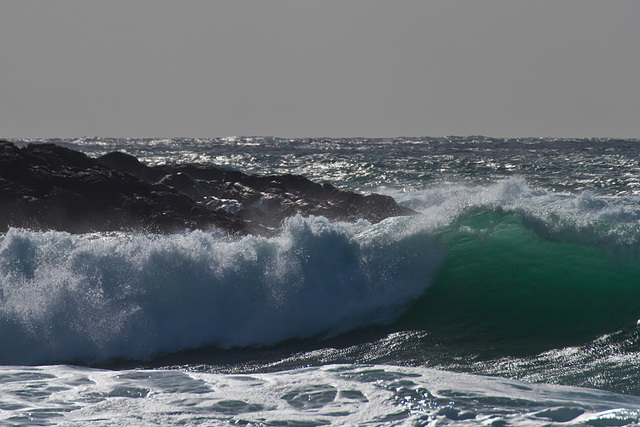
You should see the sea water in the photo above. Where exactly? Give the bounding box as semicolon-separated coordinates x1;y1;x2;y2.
3;136;640;425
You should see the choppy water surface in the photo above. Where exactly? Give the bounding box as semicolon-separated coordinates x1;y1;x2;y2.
14;136;640;194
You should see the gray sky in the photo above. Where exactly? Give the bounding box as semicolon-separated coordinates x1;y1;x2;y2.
1;1;639;139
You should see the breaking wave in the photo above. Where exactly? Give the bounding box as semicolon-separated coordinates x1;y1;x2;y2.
3;178;640;366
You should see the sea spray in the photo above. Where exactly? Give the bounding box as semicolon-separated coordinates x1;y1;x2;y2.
0;215;442;365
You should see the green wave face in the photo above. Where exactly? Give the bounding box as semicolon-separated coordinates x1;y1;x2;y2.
401;209;640;355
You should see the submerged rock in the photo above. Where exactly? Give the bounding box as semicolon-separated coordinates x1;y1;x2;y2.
0;141;416;235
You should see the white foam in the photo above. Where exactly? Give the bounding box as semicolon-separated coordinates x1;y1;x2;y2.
0;215;442;365
383;177;640;239
1;364;639;426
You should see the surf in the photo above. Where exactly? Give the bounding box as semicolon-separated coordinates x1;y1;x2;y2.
4;363;640;426
3;178;640;368
0;215;442;365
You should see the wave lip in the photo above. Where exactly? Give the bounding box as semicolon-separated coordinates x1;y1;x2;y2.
0;215;442;365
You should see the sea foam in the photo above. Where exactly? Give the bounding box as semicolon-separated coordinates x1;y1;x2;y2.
2;364;639;426
0;215;442;365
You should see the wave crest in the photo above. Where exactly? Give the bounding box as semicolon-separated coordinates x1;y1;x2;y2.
0;216;442;365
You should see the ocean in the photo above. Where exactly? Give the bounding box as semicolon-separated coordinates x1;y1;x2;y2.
2;136;640;425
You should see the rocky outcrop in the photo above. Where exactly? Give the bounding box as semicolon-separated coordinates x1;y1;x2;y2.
0;141;416;235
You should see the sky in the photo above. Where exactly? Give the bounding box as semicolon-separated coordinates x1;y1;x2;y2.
1;1;639;139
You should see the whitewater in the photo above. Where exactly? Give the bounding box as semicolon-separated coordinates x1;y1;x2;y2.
3;136;640;425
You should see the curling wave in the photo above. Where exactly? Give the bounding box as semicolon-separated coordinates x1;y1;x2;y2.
4;179;640;366
400;207;640;350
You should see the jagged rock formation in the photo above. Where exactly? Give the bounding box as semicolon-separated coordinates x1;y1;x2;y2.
0;141;416;235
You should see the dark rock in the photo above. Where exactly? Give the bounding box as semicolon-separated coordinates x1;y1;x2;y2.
0;141;416;235
157;173;211;200
0;141;245;234
97;151;164;182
